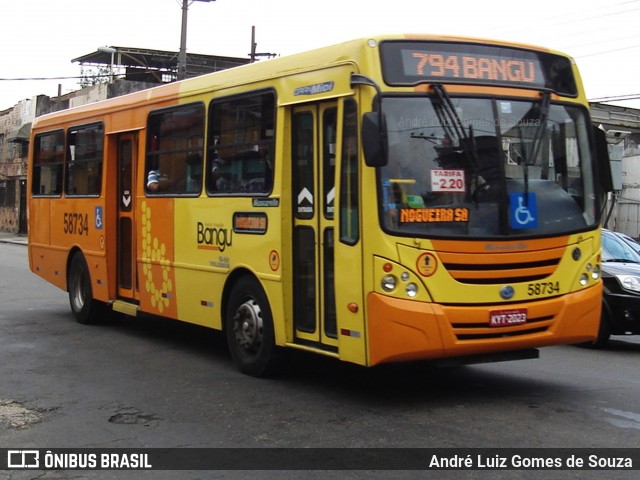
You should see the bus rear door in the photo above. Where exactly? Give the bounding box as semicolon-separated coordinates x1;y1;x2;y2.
116;133;137;301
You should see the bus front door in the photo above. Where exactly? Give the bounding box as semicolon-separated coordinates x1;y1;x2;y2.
291;103;339;351
117;134;137;300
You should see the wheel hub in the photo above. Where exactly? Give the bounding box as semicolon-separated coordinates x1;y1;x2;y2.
233;300;263;354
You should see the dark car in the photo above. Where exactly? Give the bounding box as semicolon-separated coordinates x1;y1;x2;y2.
597;229;640;346
613;230;640;255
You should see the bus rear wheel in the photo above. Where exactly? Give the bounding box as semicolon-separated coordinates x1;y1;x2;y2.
68;252;105;325
225;277;281;377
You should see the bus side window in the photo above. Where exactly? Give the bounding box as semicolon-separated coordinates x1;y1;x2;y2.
339;99;360;245
32;130;65;197
206;91;276;195
66;123;104;196
185;149;203;193
146;104;205;196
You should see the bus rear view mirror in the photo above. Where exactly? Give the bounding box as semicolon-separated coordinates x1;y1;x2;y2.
362;112;388;167
593;126;613;194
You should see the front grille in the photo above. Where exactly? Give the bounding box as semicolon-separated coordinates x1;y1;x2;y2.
456;326;549;340
428;237;570;340
437;245;565;284
452;314;554;340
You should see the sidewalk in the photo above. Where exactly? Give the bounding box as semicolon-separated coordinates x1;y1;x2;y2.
0;231;27;245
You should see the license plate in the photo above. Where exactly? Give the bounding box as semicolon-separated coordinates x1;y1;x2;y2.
489;308;527;327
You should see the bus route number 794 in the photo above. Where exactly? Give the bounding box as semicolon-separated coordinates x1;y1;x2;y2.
63;212;89;236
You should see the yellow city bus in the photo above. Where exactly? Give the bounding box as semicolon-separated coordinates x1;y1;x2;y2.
28;34;612;376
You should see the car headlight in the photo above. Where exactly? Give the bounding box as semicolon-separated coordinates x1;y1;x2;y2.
617;274;640;293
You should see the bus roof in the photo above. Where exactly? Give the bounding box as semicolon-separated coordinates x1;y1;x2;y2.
32;34;570;130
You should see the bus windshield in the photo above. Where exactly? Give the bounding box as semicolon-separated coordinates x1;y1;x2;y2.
378;94;597;238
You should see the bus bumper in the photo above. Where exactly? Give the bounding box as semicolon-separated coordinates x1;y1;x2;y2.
366;285;601;366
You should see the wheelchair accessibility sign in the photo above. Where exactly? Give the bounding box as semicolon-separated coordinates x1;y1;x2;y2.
95;206;104;230
509;192;538;229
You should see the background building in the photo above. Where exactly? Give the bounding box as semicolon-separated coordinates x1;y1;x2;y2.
0;47;249;235
591;103;640;237
2;51;639;238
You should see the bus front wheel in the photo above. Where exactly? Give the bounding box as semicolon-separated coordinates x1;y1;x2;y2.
67;253;104;325
225;277;281;377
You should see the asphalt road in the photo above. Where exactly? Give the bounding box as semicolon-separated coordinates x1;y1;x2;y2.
1;242;639;480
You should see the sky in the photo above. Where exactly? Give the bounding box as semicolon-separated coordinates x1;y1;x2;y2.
1;0;640;110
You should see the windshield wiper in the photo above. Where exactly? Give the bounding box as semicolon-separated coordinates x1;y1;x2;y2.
430;84;465;143
530;90;551;162
429;83;481;202
518;90;551;203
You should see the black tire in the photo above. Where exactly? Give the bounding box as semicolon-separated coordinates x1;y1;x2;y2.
592;302;612;348
225;276;281;377
67;253;105;324
581;302;612;349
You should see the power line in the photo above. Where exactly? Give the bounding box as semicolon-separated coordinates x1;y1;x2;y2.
589;94;640;102
494;1;640;39
0;68;176;82
562;33;640;51
492;1;640;61
575;43;640;58
0;75;85;81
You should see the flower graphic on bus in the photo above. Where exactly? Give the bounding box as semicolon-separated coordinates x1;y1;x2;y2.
141;201;173;313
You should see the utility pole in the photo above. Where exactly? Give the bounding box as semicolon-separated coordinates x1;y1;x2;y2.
177;0;215;80
249;26;277;63
250;26;257;63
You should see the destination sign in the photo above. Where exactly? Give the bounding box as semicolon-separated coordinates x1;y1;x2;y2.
399;207;469;224
405;51;541;84
380;41;577;96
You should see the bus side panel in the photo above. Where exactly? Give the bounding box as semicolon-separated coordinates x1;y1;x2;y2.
28;198;54;281
29;245;68;292
48;198;110;299
29;198;68;292
28;199;51;246
170;198;284;332
74;249;110;304
173;266;225;329
171;197;228;329
137;198;178;319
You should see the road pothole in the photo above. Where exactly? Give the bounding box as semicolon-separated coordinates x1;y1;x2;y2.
108;408;160;426
0;399;47;429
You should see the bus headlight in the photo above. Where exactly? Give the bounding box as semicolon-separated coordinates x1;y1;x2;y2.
579;273;588;286
381;275;397;292
591;264;600;280
374;256;431;301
